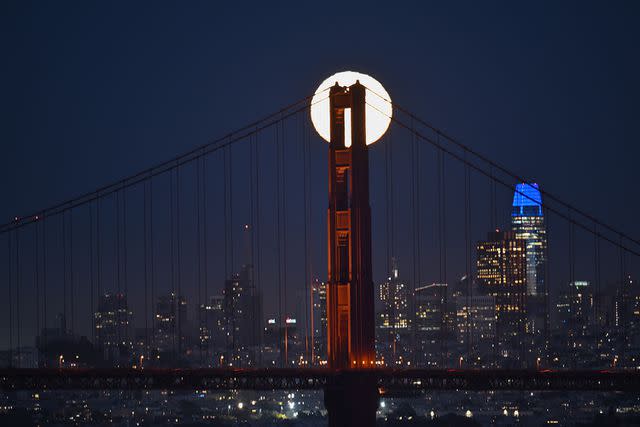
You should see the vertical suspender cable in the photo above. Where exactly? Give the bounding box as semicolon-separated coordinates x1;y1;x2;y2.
177;166;182;358
35;218;40;352
282;118;289;367
8;232;12;367
70;209;74;335
43;217;48;366
90;202;95;344
16;228;21;357
228;147;234;275
275;121;283;367
248;133;254;365
203;155;209;365
123;188;128;337
116;192;121;296
254;127;262;366
150;178;155;354
196;156;202;364
222;147;229;364
441;148;448;368
97;197;101;310
115;192;121;349
620;234;626;363
543;205;551;365
249;132;257;366
410;118;418;366
304;116;313;365
170;169;176;356
143;180;149;359
436;138;445;367
568;208;575;367
62;212;67;333
593;223;601;353
464;152;472;362
302;112;311;364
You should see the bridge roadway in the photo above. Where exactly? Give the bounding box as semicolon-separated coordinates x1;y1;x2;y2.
1;368;639;392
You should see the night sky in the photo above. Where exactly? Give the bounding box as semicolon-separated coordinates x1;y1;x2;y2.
2;2;640;344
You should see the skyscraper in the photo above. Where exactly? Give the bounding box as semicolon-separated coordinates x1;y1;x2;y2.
94;293;133;365
511;183;547;296
477;230;527;366
199;295;225;363
378;259;410;331
415;283;448;367
223;264;262;366
378;259;410;364
154;293;187;357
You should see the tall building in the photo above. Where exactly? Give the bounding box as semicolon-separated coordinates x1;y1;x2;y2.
154;293;187;357
223;264;262;366
415;283;448;367
455;294;496;365
378;259;410;364
199;295;225;364
94;293;133;365
311;279;327;364
477;230;527;366
378;259;410;330
511;183;547;296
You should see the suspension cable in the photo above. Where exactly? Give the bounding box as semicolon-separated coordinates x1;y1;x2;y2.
365;100;640;257
1;90;330;235
364;87;640;250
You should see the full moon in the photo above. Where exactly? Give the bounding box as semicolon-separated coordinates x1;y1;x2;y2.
310;71;392;146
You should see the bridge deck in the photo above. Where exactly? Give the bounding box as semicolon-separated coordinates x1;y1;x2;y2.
1;368;639;392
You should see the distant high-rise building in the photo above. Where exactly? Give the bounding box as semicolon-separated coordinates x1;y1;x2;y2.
415;283;448;367
154;293;187;356
378;259;410;364
455;294;496;365
199;295;225;361
311;279;327;363
378;259;409;330
511;183;547;296
477;230;527;365
223;264;262;365
94;293;133;364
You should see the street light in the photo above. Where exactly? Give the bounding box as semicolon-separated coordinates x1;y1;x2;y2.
58;355;64;369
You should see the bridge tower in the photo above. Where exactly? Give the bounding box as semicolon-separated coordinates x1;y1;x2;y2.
326;81;375;370
324;81;378;427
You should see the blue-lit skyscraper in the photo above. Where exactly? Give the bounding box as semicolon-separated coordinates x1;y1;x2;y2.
511;183;547;296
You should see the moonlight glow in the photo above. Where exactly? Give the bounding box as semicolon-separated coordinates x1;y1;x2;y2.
310;71;392;145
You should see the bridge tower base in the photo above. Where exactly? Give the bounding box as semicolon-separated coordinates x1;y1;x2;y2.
324;372;379;427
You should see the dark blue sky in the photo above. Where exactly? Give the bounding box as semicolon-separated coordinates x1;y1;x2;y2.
3;2;639;231
1;2;639;339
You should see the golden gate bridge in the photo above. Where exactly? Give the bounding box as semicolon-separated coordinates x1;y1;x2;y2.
1;72;639;425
